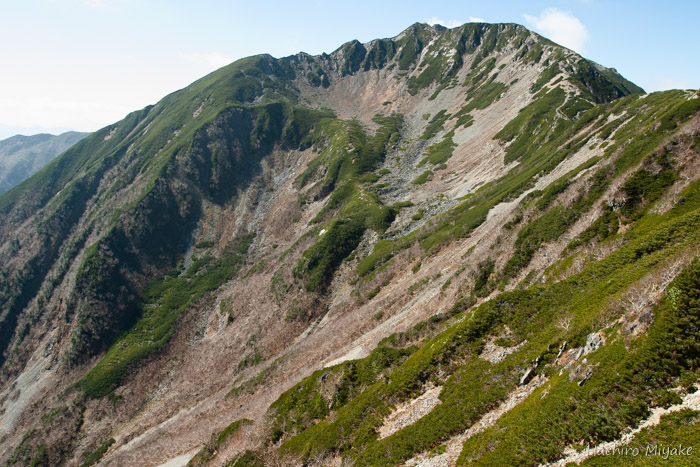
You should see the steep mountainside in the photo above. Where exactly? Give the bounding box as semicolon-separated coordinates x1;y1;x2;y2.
0;131;88;194
0;22;699;466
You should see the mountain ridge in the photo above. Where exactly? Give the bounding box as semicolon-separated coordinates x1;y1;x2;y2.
0;20;698;467
0;131;89;195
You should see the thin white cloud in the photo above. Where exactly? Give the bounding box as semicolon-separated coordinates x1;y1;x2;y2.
180;52;236;69
468;17;485;23
523;8;589;53
426;17;463;29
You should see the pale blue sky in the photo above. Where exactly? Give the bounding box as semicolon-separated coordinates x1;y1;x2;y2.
1;0;698;139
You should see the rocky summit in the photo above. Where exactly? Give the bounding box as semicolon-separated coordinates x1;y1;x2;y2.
0;21;699;466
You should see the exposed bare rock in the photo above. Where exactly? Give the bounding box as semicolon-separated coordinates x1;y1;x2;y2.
407;376;548;467
543;386;700;466
583;331;606;357
479;333;526;364
378;384;442;440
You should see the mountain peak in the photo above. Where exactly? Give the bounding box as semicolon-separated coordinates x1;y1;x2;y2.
3;19;697;467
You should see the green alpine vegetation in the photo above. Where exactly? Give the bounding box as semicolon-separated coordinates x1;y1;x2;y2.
81;439;115;467
419;131;457;167
293;114;403;291
188;419;253;466
243;86;699;465
77;234;255;398
273;148;700;466
357;90;699;282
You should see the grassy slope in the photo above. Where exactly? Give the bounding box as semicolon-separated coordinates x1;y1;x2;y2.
0;55;307;369
358;90;699;281
77;234;255;398
253;90;700;466
277;181;700;464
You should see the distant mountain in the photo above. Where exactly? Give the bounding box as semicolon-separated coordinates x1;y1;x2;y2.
1;21;699;467
0;131;88;194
